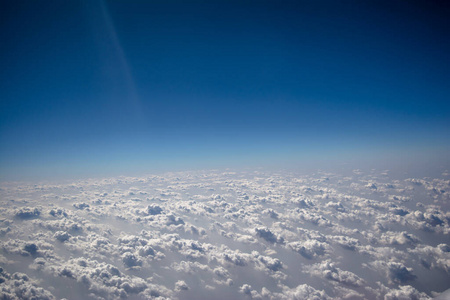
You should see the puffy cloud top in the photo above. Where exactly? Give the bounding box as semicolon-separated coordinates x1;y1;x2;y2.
0;169;449;299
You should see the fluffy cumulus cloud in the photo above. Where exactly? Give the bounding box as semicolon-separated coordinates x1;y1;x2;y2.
0;169;449;298
14;207;41;220
380;283;430;300
307;260;365;287
269;284;330;300
368;260;417;284
0;268;55;299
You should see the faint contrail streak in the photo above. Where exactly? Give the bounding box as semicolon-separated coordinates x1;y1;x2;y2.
91;0;143;120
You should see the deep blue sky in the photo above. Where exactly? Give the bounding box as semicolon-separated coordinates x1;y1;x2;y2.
1;0;449;180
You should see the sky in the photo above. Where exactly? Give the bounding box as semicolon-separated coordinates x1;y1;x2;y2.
1;0;449;180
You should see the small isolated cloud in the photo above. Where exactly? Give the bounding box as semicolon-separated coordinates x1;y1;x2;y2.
73;202;90;210
239;284;262;299
255;227;284;244
54;231;70;242
329;235;360;251
146;204;163;215
1;239;48;257
287;240;328;259
307;260;365;287
274;284;330;300
381;284;430;300
379;231;420;246
387;262;417;284
370;260;417;284
165;214;185;226
122;251;143;268
410;244;450;273
0;269;56;300
14;207;41;220
174;280;189;292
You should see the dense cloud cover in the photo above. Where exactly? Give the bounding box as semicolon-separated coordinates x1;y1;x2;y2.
0;169;449;299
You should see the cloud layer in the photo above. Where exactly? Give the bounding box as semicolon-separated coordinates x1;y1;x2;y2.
0;168;449;299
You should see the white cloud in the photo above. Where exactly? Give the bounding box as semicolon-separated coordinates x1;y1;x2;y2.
14;207;41;219
1;168;448;299
273;284;330;300
381;284;430;300
370;260;417;284
0;270;56;300
307;260;365;287
174;280;189;292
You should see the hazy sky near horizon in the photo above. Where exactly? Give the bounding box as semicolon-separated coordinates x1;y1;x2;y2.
1;0;449;180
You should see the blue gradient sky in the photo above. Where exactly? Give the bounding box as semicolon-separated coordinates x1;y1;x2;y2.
1;0;449;180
